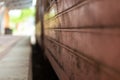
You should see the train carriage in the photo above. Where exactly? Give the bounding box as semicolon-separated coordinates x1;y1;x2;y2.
36;0;120;80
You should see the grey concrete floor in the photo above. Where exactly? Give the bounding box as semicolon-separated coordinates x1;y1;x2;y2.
0;36;31;80
0;35;58;80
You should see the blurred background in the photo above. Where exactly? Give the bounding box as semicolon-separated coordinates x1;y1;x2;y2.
0;0;36;44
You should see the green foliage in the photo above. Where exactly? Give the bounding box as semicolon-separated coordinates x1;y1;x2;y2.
10;8;35;24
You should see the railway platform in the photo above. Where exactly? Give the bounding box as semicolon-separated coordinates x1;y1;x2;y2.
0;35;32;80
0;35;58;80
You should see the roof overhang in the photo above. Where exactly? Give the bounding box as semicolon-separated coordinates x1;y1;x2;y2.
0;0;33;10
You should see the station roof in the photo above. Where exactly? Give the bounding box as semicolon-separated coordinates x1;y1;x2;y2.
0;0;33;10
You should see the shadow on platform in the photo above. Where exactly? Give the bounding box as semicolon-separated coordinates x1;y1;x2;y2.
32;44;59;80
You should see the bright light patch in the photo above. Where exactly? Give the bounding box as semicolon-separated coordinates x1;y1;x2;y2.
0;2;5;6
50;8;56;15
9;10;22;18
32;0;36;6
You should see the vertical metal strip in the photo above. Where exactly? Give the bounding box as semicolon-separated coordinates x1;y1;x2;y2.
40;0;45;53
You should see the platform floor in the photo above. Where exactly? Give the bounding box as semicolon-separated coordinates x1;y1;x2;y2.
0;35;58;80
0;36;31;80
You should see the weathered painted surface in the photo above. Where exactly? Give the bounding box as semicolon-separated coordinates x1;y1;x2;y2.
36;0;120;80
